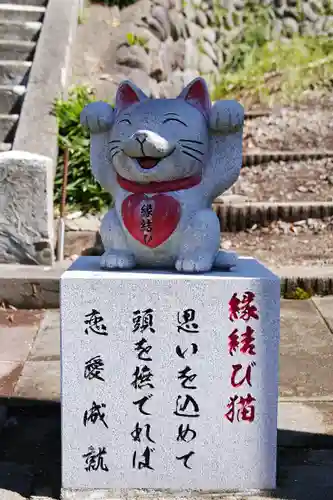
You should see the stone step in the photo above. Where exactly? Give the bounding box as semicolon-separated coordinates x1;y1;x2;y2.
0;112;18;142
0;0;47;5
0;20;41;41
213;201;333;231
0;39;36;61
0;59;31;85
0;140;11;150
0;4;45;22
0;84;25;113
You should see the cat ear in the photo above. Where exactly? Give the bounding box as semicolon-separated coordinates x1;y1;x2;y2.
177;77;211;119
115;80;148;113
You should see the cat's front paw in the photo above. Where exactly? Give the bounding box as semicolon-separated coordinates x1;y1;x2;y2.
214;250;238;269
100;250;136;270
80;102;114;133
175;255;214;273
209;100;244;134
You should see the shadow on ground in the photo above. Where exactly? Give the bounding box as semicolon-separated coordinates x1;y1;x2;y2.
0;399;60;499
0;398;333;499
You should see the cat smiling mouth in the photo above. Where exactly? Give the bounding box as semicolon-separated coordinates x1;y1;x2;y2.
135;157;161;170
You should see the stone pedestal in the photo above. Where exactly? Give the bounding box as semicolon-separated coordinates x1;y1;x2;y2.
61;255;280;495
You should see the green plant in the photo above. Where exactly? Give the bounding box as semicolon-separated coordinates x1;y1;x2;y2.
54;85;113;214
211;0;333;106
284;287;313;300
197;39;206;55
212;34;333;106
77;3;89;24
126;32;148;47
211;0;227;28
323;0;333;16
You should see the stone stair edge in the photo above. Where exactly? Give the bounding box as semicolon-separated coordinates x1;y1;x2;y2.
12;0;82;159
0;39;35;46
0;59;32;66
214;201;333;231
0;260;332;309
213;200;333;207
0;19;42;26
0;4;46;12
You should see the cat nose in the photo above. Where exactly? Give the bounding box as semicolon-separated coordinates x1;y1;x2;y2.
134;132;148;145
123;130;175;159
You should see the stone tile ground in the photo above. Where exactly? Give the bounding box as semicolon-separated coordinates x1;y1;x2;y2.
0;300;333;498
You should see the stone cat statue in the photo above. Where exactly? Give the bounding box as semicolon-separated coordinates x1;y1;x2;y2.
80;77;244;273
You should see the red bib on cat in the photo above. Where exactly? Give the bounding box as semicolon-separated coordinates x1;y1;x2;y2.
122;193;181;248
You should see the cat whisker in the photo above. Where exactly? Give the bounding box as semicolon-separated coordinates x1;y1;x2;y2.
181;149;203;163
179;139;204;145
111;149;121;160
181;145;204;155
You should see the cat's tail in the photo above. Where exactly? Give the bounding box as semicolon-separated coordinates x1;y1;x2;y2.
213;250;238;270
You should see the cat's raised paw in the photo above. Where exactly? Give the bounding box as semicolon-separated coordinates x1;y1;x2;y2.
209;100;244;134
80;102;114;133
175;257;213;273
100;250;135;270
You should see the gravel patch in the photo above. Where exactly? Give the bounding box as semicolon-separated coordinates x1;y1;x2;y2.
221;218;333;268
244;103;333;152
232;158;333;202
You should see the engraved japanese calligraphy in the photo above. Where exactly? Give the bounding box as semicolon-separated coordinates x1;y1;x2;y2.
81;309;110;471
174;308;200;470
225;292;259;424
131;308;156;471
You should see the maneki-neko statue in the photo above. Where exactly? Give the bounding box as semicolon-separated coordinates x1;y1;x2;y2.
81;77;244;273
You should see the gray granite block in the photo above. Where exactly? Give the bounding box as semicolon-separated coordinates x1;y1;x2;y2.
60;255;280;492
0;151;54;264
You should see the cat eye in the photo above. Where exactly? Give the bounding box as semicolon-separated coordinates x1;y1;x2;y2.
118;119;131;124
162;118;187;126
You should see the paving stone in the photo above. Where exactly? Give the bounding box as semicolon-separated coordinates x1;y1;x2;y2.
0;361;23;397
14;360;60;401
278;401;333;447
0;309;42;328
0;325;37;363
312;296;333;334
0;462;33;498
279;299;333;398
0;491;27;499
29;311;60;361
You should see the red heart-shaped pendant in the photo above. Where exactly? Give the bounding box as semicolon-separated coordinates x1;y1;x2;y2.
122;193;181;248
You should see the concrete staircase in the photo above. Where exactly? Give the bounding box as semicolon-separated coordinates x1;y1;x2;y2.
0;0;46;152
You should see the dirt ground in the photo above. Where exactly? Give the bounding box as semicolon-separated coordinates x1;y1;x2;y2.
221;230;333;268
233;157;333;202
